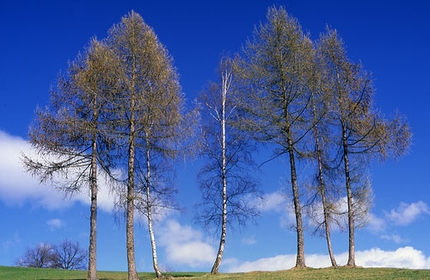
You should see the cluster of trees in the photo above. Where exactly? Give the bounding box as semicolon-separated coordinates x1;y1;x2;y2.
23;11;192;280
15;240;87;270
22;6;411;280
232;7;411;268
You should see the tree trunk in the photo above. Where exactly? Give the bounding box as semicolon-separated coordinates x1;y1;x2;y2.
146;147;162;278
211;78;228;274
88;94;99;280
88;138;98;280
126;86;138;280
288;137;306;268
343;125;356;267
311;91;337;267
211;202;226;274
321;186;337;267
316;138;337;267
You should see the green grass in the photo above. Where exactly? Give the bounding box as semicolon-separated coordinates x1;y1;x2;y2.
1;266;430;279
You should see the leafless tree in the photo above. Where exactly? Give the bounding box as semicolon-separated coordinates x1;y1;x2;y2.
196;57;261;274
16;243;57;269
52;240;88;270
16;240;87;270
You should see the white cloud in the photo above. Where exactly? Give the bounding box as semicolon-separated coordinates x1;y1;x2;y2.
226;246;430;272
228;254;295;272
386;201;430;226
356;247;430;269
257;192;286;212
381;234;408;244
46;218;64;231
241;236;257;245
367;213;387;233
158;220;216;268
0;130;115;211
255;191;295;227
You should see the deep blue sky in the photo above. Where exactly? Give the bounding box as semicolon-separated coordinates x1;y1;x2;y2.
1;0;430;272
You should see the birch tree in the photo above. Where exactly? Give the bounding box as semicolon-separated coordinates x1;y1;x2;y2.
22;38;119;280
196;58;260;274
234;6;314;268
106;11;188;279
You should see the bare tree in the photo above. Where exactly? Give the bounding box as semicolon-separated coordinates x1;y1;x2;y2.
22;38;120;280
52;240;88;270
16;240;87;270
234;6;315;268
196;57;261;274
16;243;57;268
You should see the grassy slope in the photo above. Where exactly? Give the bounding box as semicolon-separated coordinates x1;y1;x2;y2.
1;266;430;279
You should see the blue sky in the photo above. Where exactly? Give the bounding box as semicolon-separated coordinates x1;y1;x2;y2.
1;0;430;273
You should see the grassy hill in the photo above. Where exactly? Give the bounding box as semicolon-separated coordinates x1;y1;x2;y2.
1;265;430;279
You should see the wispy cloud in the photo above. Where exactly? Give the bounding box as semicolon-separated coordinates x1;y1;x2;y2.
257;192;286;212
226;246;430;272
0;130;115;212
381;234;408;244
367;213;387;233
385;201;430;226
1;232;21;253
241;236;256;245
157;220;216;269
46;218;64;231
367;201;429;244
255;191;295;227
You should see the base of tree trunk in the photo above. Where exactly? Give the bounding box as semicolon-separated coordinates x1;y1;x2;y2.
292;265;307;269
344;264;362;268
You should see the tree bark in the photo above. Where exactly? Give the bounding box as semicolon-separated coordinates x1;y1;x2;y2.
211;74;228;274
288;136;306;268
126;78;138;279
312;94;337;267
321;186;337;267
88;137;98;280
146;146;162;278
88;94;99;280
343;124;356;267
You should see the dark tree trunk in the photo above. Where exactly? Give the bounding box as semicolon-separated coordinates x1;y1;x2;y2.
288;137;306;268
88;138;98;280
343;125;356;267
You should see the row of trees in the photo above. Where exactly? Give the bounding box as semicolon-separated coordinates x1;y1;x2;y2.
22;6;411;280
16;240;87;270
196;6;410;272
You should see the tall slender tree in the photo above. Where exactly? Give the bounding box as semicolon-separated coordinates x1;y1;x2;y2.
106;11;189;279
22;38;120;280
306;61;339;267
234;6;315;268
317;28;411;267
196;57;260;274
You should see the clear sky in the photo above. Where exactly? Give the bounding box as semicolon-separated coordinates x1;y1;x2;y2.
1;0;430;273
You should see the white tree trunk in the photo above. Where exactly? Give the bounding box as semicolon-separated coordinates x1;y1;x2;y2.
146;146;162;278
211;69;230;274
